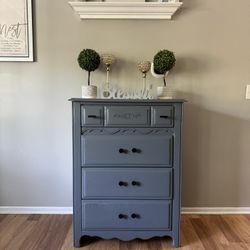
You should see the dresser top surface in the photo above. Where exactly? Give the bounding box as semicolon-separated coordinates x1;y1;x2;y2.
69;98;186;103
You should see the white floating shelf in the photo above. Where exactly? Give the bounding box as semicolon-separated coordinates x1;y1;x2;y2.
68;1;183;20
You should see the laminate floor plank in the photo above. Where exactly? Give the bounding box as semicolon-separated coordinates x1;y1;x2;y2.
136;239;153;250
222;215;250;244
0;215;29;249
119;239;140;250
190;216;221;250
210;215;241;243
201;215;229;249
19;215;71;250
61;225;76;250
5;219;37;250
180;215;205;250
0;215;7;224
1;215;250;250
27;215;42;221
18;215;55;250
147;237;163;250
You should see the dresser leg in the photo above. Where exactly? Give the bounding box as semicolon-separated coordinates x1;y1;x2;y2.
73;235;81;248
75;235;100;247
172;237;180;248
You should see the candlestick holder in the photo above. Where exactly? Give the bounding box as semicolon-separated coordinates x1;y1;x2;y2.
101;54;116;98
138;61;151;93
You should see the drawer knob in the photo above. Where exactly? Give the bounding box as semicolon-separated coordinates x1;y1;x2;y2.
132;148;141;153
119;148;127;154
88;115;98;118
131;213;140;219
118;214;127;219
160;115;169;119
119;181;128;187
131;181;140;186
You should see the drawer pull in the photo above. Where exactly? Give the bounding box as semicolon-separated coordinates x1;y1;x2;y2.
131;181;141;186
131;213;140;219
160;115;169;119
118;181;128;187
118;214;127;219
132;148;141;153
88;115;98;118
119;148;128;154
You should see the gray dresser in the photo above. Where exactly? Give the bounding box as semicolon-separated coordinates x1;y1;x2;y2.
70;99;184;248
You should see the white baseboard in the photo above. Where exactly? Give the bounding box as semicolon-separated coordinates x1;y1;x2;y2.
0;206;249;215
181;207;250;214
0;206;73;214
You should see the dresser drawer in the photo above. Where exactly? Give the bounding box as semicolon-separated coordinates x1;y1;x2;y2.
81;134;173;166
82;200;171;230
151;106;174;127
82;168;172;199
105;106;150;127
81;105;104;126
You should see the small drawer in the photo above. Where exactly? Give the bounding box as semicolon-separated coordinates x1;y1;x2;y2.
81;105;103;126
151;106;174;127
82;168;172;199
105;106;150;127
81;134;173;166
82;200;171;230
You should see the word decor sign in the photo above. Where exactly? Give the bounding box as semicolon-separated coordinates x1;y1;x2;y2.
0;0;34;61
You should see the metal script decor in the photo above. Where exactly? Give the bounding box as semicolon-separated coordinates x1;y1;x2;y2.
100;83;153;99
0;0;34;61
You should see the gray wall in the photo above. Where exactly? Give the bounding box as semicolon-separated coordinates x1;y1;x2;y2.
0;0;250;207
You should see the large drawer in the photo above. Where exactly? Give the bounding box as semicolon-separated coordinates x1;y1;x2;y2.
82;168;172;199
82;200;171;230
81;134;173;166
105;106;150;127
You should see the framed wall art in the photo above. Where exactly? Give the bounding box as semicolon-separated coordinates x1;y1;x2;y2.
0;0;34;62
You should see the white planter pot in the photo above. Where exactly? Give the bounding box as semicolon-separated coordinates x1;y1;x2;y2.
82;85;97;98
157;86;174;99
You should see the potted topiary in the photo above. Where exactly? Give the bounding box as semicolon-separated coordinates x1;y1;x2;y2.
151;49;176;99
78;48;100;98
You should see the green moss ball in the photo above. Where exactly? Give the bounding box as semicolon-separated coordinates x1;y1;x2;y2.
78;49;100;72
153;50;176;74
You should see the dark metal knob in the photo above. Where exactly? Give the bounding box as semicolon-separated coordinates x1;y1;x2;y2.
132;148;141;153
131;213;140;219
131;181;140;186
119;148;126;153
119;181;127;187
132;148;137;153
119;148;124;153
118;214;127;219
88;115;98;118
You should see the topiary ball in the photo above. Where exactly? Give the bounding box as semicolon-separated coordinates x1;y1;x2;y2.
153;50;176;74
78;49;100;72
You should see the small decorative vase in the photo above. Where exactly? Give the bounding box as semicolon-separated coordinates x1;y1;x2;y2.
82;85;97;98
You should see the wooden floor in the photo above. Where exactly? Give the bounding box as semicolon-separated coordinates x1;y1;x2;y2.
0;214;250;250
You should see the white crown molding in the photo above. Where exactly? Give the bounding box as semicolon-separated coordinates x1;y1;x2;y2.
1;206;250;215
68;1;183;20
